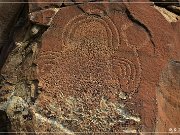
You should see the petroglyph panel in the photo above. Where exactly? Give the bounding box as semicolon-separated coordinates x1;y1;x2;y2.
35;5;143;132
0;0;179;133
37;9;141;98
62;14;120;55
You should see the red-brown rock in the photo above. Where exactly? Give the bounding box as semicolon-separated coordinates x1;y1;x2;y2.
156;61;180;133
33;2;179;133
29;8;59;26
29;0;73;12
0;1;180;134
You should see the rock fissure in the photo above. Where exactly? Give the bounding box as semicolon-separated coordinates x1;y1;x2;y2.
125;7;156;54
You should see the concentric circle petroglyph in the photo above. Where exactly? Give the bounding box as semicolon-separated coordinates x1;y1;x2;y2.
37;51;63;91
37;12;142;98
112;58;141;93
62;14;120;55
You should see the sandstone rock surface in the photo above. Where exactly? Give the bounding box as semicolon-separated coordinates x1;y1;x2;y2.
0;0;180;134
156;61;180;133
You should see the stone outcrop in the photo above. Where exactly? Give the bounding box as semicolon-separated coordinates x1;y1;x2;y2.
0;0;27;68
156;61;180;133
0;0;179;134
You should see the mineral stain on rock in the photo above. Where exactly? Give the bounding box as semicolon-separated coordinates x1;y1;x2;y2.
0;0;180;134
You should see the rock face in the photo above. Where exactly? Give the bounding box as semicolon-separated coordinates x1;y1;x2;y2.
36;3;142;132
0;0;23;46
156;61;180;133
0;0;25;68
0;0;179;134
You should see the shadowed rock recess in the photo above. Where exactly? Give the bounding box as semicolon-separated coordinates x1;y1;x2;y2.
0;0;179;134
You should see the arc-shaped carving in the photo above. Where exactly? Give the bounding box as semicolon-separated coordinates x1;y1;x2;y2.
62;14;120;54
37;51;62;91
112;58;141;92
37;11;142;99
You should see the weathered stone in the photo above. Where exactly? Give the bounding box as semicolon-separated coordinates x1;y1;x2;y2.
0;0;23;46
152;0;180;6
0;110;11;132
154;5;180;22
152;0;180;18
0;0;180;134
167;5;180;15
33;2;178;133
156;61;180;133
0;0;25;68
29;8;59;26
29;0;73;12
